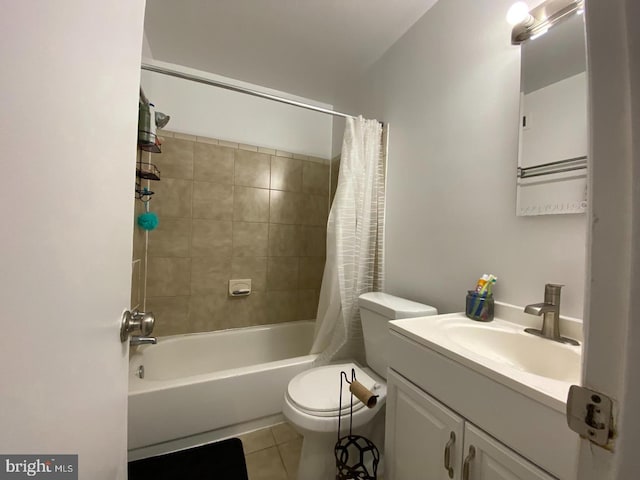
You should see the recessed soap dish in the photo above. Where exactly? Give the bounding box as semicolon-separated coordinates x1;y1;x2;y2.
229;279;251;297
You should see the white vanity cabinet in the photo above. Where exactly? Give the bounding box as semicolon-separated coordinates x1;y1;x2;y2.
385;369;464;479
385;370;556;480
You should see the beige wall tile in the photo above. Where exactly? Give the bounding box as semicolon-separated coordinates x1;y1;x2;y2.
155;137;194;180
156;128;173;138
218;139;239;149
267;257;299;290
145;296;190;336
196;135;218;145
188;292;228;332
245;446;288;480
307;155;329;164
132;200;147;260
275;150;293;158
226;291;268;327
330;158;340;206
300;194;328;226
190;256;232;295
146;257;191;297
194;143;234;184
268;224;301;257
192;182;233;220
239;427;275;455
235;150;271;188
233;222;269;257
191;219;232;258
153;178;192;218
239;143;258;152
302;161;330;195
270;156;302;192
173;132;197;141
232;256;267;291
300;226;327;257
130;260;141;309
298;289;320;320
147;217;191;258
137;133;330;336
234;186;270;222
298;257;325;290
267;290;298;323
270;190;303;224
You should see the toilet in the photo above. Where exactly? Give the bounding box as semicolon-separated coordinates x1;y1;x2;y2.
283;292;437;480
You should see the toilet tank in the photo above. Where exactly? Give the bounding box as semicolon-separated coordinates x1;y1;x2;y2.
358;292;438;378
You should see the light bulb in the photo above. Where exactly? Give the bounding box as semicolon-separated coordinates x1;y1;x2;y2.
506;2;532;26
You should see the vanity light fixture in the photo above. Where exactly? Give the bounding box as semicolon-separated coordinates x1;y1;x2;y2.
530;27;550;40
511;0;584;44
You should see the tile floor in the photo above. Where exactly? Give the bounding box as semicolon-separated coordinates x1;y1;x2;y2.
239;422;303;480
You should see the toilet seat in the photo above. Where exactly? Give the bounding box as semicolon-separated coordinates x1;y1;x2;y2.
286;363;381;418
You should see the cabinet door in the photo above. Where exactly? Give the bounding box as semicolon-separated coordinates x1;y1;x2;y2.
461;424;556;480
385;369;465;480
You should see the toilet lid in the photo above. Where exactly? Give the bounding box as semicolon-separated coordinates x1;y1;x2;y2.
287;363;378;416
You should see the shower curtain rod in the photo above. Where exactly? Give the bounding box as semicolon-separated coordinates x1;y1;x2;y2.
140;63;357;120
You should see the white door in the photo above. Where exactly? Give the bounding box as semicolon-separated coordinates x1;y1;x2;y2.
462;424;554;480
385;370;465;480
0;2;145;479
579;1;640;478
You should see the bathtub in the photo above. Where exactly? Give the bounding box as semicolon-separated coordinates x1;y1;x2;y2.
128;320;316;456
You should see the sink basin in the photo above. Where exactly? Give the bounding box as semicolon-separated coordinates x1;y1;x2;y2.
389;305;583;406
441;322;581;383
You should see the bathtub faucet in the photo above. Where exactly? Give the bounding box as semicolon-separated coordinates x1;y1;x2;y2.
130;336;157;346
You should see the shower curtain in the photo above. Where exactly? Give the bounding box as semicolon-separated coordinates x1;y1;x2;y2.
310;116;385;364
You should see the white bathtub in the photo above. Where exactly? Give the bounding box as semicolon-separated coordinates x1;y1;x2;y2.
128;320;316;456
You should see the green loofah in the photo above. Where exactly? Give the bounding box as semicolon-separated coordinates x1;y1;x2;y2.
137;211;159;231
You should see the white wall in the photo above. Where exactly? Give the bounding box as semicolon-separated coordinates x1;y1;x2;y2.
0;1;144;478
141;59;334;159
334;0;587;317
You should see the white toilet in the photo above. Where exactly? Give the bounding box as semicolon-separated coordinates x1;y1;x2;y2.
283;292;437;480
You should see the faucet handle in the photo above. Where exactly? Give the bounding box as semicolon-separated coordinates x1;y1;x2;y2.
544;283;564;303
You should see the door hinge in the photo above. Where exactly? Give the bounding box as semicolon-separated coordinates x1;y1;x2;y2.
566;385;615;449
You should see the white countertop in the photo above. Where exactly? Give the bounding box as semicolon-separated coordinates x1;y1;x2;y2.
389;301;583;413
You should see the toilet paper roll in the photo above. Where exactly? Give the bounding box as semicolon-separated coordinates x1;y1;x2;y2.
349;381;378;408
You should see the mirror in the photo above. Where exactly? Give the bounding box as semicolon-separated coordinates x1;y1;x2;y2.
516;12;587;216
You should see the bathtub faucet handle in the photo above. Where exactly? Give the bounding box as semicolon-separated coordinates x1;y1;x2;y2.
130;336;157;347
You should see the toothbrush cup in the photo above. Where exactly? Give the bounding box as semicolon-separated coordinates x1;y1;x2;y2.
465;291;494;322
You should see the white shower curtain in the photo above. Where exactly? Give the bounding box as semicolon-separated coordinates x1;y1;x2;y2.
310;116;385;364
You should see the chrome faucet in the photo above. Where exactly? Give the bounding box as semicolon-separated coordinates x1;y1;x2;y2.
524;284;579;345
130;336;157;346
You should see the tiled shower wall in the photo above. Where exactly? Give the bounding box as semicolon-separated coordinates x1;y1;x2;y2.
134;131;331;336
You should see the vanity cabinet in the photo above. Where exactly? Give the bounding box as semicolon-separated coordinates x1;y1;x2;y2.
385;370;556;480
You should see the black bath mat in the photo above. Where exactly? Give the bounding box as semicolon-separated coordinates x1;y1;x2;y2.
128;437;248;480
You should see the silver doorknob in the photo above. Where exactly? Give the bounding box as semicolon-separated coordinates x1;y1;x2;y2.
120;309;155;342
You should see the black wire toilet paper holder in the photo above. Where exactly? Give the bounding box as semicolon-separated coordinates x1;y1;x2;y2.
334;368;380;480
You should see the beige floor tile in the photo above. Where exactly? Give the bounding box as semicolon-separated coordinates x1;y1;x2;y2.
277;437;302;480
271;422;301;445
245;446;288;480
239;427;276;455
